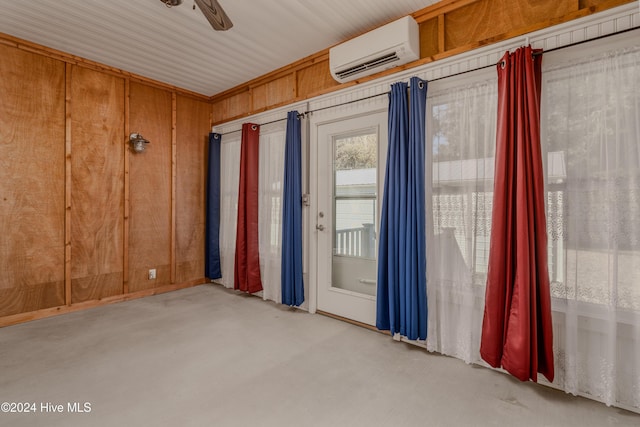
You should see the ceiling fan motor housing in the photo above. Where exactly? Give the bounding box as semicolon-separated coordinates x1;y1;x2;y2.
160;0;233;31
161;0;183;7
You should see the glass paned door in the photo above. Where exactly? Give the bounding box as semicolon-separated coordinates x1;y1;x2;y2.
315;111;387;325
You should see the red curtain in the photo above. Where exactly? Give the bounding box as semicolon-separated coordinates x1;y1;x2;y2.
234;123;263;293
480;46;554;383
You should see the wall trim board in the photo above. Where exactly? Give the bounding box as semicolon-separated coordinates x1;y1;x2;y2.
64;63;73;306
123;79;131;296
0;279;207;328
212;101;309;135
0;32;210;102
170;93;178;284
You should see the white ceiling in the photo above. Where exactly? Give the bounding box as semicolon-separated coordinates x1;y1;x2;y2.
0;0;440;96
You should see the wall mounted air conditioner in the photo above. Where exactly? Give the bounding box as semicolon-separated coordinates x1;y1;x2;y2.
329;16;420;83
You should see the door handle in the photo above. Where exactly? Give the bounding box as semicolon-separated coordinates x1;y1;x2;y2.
316;224;325;231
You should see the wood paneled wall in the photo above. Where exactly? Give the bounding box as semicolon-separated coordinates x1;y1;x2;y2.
210;0;633;124
0;37;211;325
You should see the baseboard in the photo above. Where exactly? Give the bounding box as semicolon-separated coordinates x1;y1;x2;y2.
0;278;207;328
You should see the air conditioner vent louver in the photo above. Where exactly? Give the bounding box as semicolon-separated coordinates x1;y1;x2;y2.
335;52;400;79
329;16;420;83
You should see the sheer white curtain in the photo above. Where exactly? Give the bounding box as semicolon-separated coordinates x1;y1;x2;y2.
424;35;640;412
425;72;497;364
258;125;286;303
217;125;286;302
541;39;640;410
219;135;241;288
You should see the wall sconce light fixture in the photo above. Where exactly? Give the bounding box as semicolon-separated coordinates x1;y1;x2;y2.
129;132;150;153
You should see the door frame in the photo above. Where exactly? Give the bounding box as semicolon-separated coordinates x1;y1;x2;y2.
308;107;388;325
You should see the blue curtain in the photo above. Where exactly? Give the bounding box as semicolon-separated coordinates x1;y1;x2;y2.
281;111;305;306
377;77;428;340
205;132;222;280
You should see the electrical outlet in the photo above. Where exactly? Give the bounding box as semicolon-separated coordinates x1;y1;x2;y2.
148;269;157;280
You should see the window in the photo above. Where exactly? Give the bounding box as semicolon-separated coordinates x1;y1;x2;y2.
428;74;497;288
333;131;378;259
542;44;640;309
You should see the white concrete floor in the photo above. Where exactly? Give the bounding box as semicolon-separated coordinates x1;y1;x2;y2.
1;284;638;427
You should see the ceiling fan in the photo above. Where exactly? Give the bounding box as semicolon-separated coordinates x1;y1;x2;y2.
160;0;233;31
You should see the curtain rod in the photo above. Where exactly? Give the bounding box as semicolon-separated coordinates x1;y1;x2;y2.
217;25;639;136
218;114;301;136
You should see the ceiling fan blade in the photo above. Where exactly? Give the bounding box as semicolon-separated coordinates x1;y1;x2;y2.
194;0;233;31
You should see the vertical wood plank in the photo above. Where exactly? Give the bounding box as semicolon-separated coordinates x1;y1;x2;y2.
211;98;222;124
297;60;339;98
444;0;576;50
128;82;172;293
211;90;252;124
0;45;65;317
418;17;440;58
252;74;296;111
252;84;267;111
69;66;125;303
176;96;210;283
65;63;72;306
